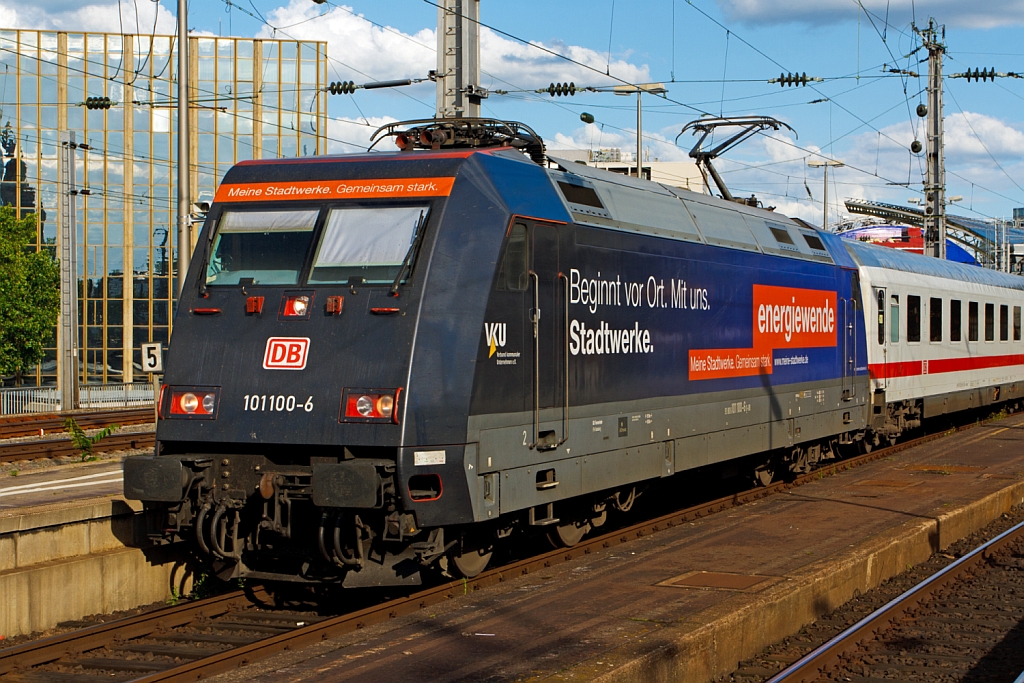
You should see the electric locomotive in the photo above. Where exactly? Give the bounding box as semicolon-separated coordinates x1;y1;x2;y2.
124;118;878;586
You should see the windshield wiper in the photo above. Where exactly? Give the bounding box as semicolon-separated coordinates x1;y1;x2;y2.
390;210;426;297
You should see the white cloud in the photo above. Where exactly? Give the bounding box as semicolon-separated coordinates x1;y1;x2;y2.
327;115;398;154
0;0;176;34
549;122;693;162
716;0;1024;28
260;1;650;90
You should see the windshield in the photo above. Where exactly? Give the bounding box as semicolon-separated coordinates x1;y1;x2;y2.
206;209;319;286
309;206;427;284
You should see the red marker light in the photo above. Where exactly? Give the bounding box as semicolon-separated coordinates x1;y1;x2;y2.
326;295;344;315
341;388;401;423
167;388;219;418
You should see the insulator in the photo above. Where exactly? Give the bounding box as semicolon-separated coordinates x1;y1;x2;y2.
916;103;928;118
328;81;356;95
85;96;111;110
547;82;577;97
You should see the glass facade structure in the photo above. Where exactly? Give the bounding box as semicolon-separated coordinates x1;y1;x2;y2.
0;30;327;386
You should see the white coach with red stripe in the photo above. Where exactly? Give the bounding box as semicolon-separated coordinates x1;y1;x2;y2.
847;239;1024;418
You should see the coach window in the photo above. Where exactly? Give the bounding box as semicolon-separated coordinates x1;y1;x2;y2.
1000;304;1009;341
968;302;979;342
496;223;528;291
930;297;942;342
906;295;921;342
985;303;995;341
890;295;900;344
876;290;885;345
950;300;962;342
1015;306;1021;341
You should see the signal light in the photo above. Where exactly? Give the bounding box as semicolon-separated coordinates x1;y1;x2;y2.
341;388;402;423
547;82;576;97
85;96;112;110
328;81;357;95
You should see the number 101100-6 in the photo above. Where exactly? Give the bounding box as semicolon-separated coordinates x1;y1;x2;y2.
244;395;313;412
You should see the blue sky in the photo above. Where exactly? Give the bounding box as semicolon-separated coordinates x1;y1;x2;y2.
5;0;1024;225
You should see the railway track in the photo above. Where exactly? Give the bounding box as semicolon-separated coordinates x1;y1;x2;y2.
0;423;984;683
0;431;154;463
766;517;1024;682
0;408;153;439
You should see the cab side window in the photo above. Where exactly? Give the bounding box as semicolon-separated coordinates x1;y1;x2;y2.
496;223;528;292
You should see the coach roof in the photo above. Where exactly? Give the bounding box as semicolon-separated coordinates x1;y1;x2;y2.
844;238;1024;291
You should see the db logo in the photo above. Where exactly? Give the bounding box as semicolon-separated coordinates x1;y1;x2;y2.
263;337;310;370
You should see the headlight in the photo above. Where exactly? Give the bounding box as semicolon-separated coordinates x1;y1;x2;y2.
180;393;198;413
376;394;394;418
281;293;312;319
341;388;402;424
355;395;374;417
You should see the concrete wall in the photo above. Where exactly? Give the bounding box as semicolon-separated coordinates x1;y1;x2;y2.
0;498;193;638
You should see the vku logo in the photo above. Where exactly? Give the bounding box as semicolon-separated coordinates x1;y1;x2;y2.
483;322;506;359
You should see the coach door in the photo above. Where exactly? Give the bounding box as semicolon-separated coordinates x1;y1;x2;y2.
875;287;896;390
841;273;859;399
527;221;567;451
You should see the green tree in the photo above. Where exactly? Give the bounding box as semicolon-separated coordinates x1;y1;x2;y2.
0;206;59;385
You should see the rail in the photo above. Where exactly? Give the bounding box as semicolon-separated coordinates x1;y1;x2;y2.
0;383;154;415
765;517;1024;683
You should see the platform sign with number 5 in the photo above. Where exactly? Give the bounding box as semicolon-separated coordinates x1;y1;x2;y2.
141;343;163;373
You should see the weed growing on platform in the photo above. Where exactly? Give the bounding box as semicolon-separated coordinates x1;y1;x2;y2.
8;470;16;476
63;417;119;461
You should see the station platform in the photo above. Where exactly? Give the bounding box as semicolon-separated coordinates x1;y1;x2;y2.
211;416;1024;683
0;459;188;639
0;461;123;512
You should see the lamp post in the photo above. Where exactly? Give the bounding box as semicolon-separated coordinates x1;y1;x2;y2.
176;0;190;297
612;83;667;178
807;158;844;231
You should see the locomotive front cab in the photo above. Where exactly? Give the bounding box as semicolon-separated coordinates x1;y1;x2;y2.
124;162;460;585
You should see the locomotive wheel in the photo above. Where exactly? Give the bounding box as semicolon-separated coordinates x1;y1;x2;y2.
449;546;493;579
547;519;591;548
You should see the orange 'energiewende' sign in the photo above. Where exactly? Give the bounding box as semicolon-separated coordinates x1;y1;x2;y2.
214;177;455;203
688;285;838;381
